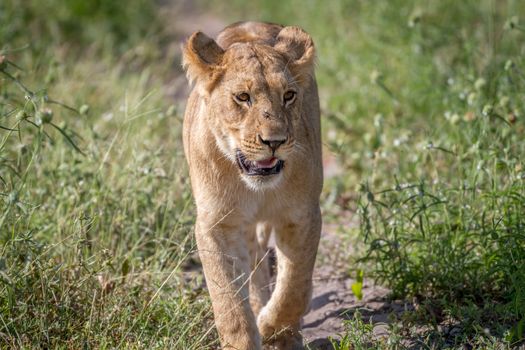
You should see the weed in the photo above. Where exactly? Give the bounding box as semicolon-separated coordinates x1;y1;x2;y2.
1;1;217;348
219;0;525;347
2;0;525;348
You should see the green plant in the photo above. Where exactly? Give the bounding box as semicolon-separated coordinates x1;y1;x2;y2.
217;0;525;348
328;311;402;350
0;0;162;53
2;0;525;348
1;2;217;348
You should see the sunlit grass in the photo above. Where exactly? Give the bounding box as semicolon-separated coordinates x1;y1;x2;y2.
2;0;525;348
219;0;525;347
1;1;218;348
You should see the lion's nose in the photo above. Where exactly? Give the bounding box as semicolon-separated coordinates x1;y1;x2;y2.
259;135;286;152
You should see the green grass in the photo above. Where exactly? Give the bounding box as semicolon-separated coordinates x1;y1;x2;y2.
219;0;525;348
1;0;217;348
2;0;525;348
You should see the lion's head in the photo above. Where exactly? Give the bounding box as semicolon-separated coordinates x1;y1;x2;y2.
182;25;315;190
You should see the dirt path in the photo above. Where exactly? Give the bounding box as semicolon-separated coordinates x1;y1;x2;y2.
301;224;409;349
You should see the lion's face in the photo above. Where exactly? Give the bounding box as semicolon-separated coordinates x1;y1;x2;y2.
183;27;315;190
208;45;302;189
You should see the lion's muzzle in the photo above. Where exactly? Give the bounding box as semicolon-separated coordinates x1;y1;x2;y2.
235;150;285;176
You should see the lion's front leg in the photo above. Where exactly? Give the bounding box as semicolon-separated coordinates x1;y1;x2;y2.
257;207;322;350
248;222;272;318
195;218;261;350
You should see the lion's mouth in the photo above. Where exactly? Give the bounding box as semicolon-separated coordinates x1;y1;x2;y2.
236;150;284;176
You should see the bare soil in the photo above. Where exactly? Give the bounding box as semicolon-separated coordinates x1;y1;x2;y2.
302;229;414;349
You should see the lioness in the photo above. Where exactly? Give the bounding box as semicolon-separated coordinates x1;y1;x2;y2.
182;21;322;349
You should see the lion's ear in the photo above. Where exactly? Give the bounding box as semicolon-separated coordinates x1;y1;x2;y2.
182;31;224;89
274;26;315;79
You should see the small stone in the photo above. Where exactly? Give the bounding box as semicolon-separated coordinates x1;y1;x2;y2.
373;323;389;338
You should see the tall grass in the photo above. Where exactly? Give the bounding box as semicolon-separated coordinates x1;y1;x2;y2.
2;0;525;348
1;0;161;52
1;1;218;348
218;0;525;347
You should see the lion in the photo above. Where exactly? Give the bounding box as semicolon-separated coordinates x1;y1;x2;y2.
182;21;322;350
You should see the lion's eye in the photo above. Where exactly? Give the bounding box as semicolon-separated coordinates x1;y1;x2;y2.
283;90;296;105
235;93;251;103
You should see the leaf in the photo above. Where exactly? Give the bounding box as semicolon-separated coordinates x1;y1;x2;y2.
351;269;364;300
509;317;525;342
49;122;85;155
121;259;130;277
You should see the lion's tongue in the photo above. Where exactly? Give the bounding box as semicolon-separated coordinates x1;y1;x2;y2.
254;157;278;169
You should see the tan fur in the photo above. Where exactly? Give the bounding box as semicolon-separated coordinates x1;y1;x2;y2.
182;21;322;350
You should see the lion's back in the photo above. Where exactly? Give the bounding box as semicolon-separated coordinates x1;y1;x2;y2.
216;21;283;49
